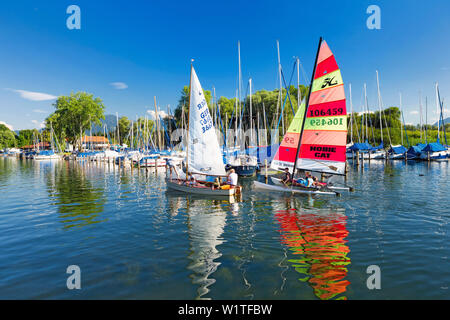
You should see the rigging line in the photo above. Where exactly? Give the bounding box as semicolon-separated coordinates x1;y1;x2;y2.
280;60;298;115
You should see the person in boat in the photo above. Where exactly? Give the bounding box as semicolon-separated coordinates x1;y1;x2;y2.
166;158;180;180
186;174;197;187
312;176;327;188
281;168;292;185
226;169;238;188
303;172;315;188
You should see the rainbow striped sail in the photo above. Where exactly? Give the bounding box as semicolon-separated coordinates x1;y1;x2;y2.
271;39;347;175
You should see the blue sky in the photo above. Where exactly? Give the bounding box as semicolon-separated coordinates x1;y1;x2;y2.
0;0;449;130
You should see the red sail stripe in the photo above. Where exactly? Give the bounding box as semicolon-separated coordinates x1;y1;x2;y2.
306;99;346;118
314;55;339;80
302;130;347;146
309;84;345;105
275;146;298;163
299;144;347;162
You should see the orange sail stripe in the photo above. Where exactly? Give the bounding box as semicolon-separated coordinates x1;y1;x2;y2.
302;130;347;146
317;41;333;64
309;84;345;105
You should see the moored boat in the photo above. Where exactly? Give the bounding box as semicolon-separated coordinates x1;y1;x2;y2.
166;62;242;198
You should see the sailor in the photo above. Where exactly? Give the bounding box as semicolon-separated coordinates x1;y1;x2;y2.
227;169;238;187
281;168;292;185
305;172;315;188
166;158;179;179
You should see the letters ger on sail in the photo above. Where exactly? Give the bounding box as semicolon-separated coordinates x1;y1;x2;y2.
188;67;226;176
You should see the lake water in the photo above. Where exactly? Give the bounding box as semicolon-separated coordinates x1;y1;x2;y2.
0;157;448;300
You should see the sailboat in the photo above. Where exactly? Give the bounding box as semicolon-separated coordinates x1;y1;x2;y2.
254;38;349;196
34;123;61;160
420;83;449;161
166;62;242;197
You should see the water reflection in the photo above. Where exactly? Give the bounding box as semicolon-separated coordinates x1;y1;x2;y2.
185;197;228;300
46;162;106;229
275;199;350;300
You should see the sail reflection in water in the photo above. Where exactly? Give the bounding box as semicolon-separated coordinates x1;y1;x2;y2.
186;198;228;300
275;203;350;300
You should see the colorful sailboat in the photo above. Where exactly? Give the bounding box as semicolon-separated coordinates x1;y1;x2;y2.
254;38;349;195
166;62;242;197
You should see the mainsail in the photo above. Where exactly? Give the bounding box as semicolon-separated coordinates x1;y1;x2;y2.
187;66;226;176
271;39;347;175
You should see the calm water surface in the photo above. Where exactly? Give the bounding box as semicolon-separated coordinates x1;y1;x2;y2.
0;157;448;299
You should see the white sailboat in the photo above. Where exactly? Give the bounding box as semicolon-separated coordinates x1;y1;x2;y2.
166;63;242;197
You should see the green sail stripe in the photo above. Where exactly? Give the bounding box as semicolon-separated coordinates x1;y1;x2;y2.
312;69;343;93
286;102;306;134
304;115;347;131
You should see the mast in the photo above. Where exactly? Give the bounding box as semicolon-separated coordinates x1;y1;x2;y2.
435;82;440;143
349;83;353;144
399;93;403;146
185;60;194;177
238;41;242;146
364;83;368;142
154;96;160;151
249;78;253;147
291;37;323;178
425;97;428;144
419;92;423;143
376;70;383;145
277;40;284;135
297;57;300;109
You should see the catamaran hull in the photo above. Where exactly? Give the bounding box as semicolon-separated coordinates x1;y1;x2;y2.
253;181;337;196
270;176;350;192
166;179;240;197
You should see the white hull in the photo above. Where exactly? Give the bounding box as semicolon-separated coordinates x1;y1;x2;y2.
34;155;61;160
419;151;449;161
388;153;405;160
166;179;240;197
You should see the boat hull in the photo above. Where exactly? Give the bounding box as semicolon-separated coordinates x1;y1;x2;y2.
228;165;257;177
166;179;240;197
253;181;337;196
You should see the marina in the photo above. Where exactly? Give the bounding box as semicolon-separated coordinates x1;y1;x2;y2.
0;156;448;299
0;1;449;303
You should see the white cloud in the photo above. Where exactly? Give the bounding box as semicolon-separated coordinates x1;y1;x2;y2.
410;111;419;115
33;109;47;114
0;121;14;131
110;82;128;90
6;89;57;101
31;120;46;129
146;109;168;120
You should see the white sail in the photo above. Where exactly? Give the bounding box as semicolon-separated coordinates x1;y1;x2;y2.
188;67;226;176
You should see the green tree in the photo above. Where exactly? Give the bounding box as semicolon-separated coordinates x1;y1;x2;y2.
47;92;106;150
16;129;39;147
0;124;17;149
118;116;131;145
